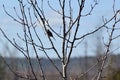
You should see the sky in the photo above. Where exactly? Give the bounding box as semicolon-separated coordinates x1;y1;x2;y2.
0;0;120;58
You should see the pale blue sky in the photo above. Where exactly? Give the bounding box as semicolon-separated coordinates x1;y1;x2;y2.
0;0;120;58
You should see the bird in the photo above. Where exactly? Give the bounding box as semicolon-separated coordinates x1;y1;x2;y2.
47;29;55;40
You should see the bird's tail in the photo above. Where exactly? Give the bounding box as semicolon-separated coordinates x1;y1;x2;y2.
52;36;56;40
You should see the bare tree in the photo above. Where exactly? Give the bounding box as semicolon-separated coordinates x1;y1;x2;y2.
0;0;120;80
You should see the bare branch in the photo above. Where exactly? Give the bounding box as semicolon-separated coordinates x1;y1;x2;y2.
75;11;120;40
0;28;28;58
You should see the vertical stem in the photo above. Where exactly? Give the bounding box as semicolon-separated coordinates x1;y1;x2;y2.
61;0;67;80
